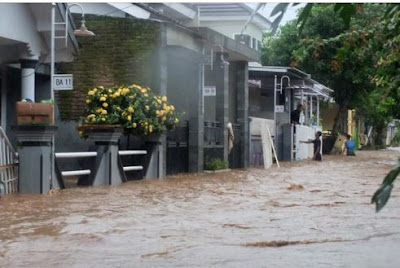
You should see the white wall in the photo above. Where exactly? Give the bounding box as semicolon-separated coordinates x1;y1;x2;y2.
166;26;202;52
0;3;47;56
190;20;264;42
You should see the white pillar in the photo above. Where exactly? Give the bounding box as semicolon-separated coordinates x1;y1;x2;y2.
20;57;38;102
1;67;7;129
317;96;320;127
309;95;313;125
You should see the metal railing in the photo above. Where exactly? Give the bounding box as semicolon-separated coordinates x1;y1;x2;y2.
118;150;147;172
0;126;18;195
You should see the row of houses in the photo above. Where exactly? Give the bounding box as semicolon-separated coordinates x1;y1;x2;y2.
0;3;332;192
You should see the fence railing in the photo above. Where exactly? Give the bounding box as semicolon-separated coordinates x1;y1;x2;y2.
0;126;19;195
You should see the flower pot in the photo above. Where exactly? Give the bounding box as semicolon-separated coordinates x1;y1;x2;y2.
16;101;54;126
78;124;122;144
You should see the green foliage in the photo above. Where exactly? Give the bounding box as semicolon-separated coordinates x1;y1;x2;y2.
371;161;400;212
205;158;228;171
263;4;400;132
79;84;180;137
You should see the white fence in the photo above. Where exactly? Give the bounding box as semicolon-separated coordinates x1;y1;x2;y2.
0;127;18;194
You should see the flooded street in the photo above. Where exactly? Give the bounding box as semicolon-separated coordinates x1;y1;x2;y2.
1;149;400;267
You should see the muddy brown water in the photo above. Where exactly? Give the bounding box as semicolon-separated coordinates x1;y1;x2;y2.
1;149;400;267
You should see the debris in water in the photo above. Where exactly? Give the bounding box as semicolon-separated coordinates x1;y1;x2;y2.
243;238;345;248
287;183;304;190
222;224;252;229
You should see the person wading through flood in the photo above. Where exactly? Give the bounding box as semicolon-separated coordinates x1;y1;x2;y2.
300;131;322;161
342;134;356;156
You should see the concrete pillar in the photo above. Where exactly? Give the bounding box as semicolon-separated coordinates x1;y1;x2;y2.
154;24;168;178
20;57;38;102
236;61;249;168
215;52;229;163
188;59;204;173
14;126;58;194
85;127;124;186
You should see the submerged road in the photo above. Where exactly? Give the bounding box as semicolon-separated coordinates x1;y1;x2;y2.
1;149;400;267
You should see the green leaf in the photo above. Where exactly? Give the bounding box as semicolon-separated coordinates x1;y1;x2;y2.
297;3;314;34
271;3;290;17
371;165;400;212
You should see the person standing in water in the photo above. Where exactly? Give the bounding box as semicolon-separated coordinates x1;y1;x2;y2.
342;134;356;156
301;131;322;161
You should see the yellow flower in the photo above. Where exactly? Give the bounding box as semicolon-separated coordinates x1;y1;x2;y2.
108;89;112;93
127;115;132;121
170;105;175;111
132;123;137;128
86;99;91;104
116;106;121;111
100;96;106;102
99;86;104;89
149;125;153;133
122;88;129;95
141;88;147;94
114;92;120;98
101;109;108;115
175;118;179;124
88;90;95;96
96;108;102;114
161;96;167;102
145;105;150;111
162;116;166;121
158;110;164;117
102;102;108;108
157;99;162;105
93;88;97;93
101;118;106;122
155;110;160;115
144;93;149;98
164;106;170;112
128;106;134;113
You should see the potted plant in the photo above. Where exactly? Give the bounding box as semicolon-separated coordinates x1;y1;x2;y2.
78;84;180;140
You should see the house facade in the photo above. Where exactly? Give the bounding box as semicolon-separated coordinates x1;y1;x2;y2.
52;2;271;179
248;66;333;163
0;3;78;143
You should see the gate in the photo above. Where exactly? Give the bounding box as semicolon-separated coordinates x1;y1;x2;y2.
167;120;189;175
0;126;18;194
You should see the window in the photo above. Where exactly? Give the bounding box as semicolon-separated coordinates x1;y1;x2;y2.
252;37;257;50
234;34;251;47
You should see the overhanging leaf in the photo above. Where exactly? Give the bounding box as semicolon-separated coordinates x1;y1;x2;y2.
297;3;313;34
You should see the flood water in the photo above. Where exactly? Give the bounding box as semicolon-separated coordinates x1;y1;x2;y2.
1;149;400;267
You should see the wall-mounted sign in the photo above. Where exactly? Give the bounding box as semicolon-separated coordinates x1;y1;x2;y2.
275;105;285;113
203;86;216;96
53;74;73;90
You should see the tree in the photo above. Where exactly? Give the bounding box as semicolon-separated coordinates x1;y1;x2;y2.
264;3;400;211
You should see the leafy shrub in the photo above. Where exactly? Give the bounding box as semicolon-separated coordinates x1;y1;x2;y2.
205;158;228;171
79;84;180;137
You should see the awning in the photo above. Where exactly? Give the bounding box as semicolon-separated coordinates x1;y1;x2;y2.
108;3;151;19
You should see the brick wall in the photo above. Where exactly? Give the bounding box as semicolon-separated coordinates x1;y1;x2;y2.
57;15;161;120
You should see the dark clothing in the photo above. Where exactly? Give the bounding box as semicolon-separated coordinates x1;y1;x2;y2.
291;109;301;124
312;139;322;161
